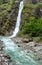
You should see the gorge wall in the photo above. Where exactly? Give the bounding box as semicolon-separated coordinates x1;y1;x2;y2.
0;0;20;36
0;0;42;37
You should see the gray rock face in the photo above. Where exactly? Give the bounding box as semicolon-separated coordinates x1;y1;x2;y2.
23;0;31;4
32;0;37;4
23;0;42;4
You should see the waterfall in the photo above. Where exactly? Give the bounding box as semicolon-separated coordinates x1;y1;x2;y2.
0;1;42;65
9;1;23;38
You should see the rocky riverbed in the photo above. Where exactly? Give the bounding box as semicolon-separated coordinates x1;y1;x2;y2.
0;40;16;65
0;37;42;65
12;37;42;62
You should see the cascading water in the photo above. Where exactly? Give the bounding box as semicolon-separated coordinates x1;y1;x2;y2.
0;1;42;65
9;1;23;38
0;36;41;65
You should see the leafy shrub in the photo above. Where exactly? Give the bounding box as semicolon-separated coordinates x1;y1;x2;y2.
0;0;6;4
21;17;42;37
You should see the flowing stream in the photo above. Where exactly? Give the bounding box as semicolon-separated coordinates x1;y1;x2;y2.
0;1;42;65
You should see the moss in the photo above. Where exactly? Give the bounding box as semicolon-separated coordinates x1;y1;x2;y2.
33;37;42;42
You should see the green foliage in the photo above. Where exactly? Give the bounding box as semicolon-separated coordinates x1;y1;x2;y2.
21;17;42;37
9;0;14;5
0;0;5;4
33;37;42;42
23;2;42;18
21;2;42;38
0;0;15;35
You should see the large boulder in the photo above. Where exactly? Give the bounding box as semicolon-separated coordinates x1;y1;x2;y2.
22;38;33;43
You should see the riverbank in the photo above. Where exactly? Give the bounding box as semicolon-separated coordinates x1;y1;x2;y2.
12;37;42;63
0;37;42;64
